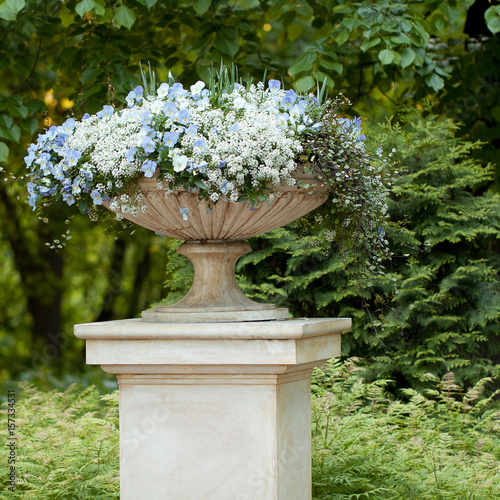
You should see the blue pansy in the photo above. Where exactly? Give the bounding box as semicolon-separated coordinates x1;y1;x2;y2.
91;189;103;205
228;123;239;132
53;167;65;181
140;111;152;126
179;208;189;220
177;108;190;125
193;138;206;153
163;131;179;147
219;160;226;169
142;137;156;154
268;79;281;91
219;180;230;193
67;149;82;167
170;83;187;98
133;86;144;100
97;105;114;120
62;178;72;192
81;170;93;181
82;113;91;120
61;118;76;135
63;193;75;206
281;96;294;109
141;125;156;139
186;124;197;138
141;160;157;178
196;161;208;173
285;89;297;101
37;152;52;171
24;151;36;167
53;133;68;147
38;185;53;195
164;102;177;118
47;126;59;138
28;191;38;210
126;147;137;161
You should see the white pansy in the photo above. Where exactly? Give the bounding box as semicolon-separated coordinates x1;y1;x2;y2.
173;155;189;172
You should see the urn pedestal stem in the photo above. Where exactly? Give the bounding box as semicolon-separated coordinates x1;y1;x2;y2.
142;240;288;323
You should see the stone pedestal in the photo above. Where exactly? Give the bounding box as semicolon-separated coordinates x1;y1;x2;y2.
74;318;350;500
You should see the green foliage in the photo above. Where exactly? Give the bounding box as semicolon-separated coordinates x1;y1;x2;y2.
0;0;498;384
311;359;500;499
238;106;500;387
2;366;499;498
0;383;119;498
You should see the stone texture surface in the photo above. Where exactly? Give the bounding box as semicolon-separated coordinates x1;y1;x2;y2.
103;171;327;240
75;318;349;500
142;240;289;323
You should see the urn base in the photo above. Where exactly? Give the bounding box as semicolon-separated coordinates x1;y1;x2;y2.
141;240;289;323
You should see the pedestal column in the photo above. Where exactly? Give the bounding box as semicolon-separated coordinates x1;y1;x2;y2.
75;318;350;500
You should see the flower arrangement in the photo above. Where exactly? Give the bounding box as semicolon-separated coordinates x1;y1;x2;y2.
23;66;392;276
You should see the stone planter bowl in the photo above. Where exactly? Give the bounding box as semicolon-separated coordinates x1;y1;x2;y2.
105;170;328;322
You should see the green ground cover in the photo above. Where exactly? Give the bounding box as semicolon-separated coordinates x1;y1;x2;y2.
2;361;499;499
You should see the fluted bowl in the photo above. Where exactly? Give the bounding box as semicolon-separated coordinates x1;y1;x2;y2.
105;170;328;240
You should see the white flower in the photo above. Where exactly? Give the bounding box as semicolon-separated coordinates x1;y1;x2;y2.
173;155;189;172
190;81;205;96
157;83;169;98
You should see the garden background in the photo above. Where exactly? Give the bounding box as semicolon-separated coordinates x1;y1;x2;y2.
1;1;499;498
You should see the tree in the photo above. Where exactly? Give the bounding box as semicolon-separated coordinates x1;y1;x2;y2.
0;0;498;373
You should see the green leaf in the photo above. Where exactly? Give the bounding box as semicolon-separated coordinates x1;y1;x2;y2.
295;2;313;17
0;0;25;20
0;114;13;130
426;73;444;92
335;30;350;46
485;6;500;35
75;0;96;17
21;118;39;136
400;48;416;69
360;36;381;52
214;34;239;57
296;52;317;65
378;49;396;65
288;60;313;77
391;34;411;45
136;0;158;8
0;142;8;162
231;0;260;10
342;17;362;31
319;60;343;74
193;0;211;15
92;0;105;15
81;67;103;84
114;5;136;29
9;124;20;142
194;179;206;189
9;105;28;118
295;76;315;93
287;23;302;42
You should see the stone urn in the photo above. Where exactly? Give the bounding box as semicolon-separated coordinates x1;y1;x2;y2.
106;170;327;322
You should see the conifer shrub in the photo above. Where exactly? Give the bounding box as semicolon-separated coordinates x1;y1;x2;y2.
236;105;500;387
